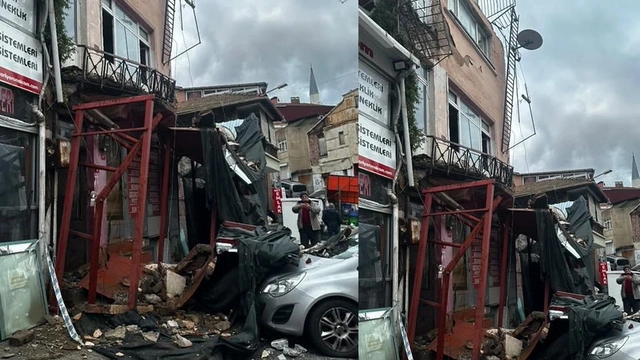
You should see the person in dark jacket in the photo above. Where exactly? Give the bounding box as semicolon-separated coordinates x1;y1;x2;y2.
322;203;342;237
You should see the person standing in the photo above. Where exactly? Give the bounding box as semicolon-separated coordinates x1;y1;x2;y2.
292;193;321;248
616;266;640;314
322;203;342;237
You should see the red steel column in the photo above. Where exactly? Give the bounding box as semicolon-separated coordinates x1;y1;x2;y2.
157;144;171;262
407;193;433;344
128;100;155;308
472;183;495;360
497;220;510;328
55;110;85;280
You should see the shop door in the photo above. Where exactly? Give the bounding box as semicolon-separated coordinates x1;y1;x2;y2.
359;209;392;310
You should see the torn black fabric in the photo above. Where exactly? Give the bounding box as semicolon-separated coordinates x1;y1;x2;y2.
566;196;596;290
537;209;580;294
200;128;247;223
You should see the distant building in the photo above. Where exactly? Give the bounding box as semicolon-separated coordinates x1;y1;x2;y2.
175;82;268;102
307;89;358;191
513;169;596;186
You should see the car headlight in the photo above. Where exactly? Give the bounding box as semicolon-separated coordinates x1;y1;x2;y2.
589;336;628;358
261;272;306;297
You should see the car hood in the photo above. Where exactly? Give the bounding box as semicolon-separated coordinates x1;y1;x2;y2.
263;253;356;283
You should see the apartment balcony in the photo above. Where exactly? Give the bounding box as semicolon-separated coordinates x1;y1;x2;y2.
416;136;514;187
265;142;279;159
78;46;176;103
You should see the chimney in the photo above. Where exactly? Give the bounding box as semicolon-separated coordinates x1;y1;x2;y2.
290;97;300;104
615;181;624;188
270;96;279;104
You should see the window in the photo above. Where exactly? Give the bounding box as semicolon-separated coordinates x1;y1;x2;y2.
523;176;536;184
278;139;287;152
338;131;345;146
63;0;77;42
415;68;429;131
449;0;490;56
604;220;612;230
318;135;327;157
102;1;151;66
448;91;490;153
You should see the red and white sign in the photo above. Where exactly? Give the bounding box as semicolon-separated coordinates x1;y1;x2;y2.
0;19;43;94
358;117;396;179
272;188;283;215
599;261;609;285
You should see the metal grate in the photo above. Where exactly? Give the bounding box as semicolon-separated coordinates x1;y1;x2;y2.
80;46;176;103
399;0;453;67
426;136;514;186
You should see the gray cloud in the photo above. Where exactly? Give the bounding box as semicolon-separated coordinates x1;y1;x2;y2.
509;0;640;186
171;0;357;106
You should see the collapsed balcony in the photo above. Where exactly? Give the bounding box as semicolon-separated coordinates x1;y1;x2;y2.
76;45;176;103
414;136;514;187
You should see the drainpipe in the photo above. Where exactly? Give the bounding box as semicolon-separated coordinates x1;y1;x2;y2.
48;0;64;103
399;66;417;187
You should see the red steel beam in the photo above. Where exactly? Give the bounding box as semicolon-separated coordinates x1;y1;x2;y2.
472;182;495;360
69;230;93;240
128;99;155;308
429;208;490;217
497;220;510;328
73;127;149;137
428;240;462;248
407;193;433;344
422;179;496;194
72;94;155;110
80;162;117;172
55;110;85;282
157;144;172;262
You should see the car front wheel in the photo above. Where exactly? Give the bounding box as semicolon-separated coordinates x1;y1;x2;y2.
306;299;358;358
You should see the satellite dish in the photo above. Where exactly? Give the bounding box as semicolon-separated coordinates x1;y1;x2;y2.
517;29;543;51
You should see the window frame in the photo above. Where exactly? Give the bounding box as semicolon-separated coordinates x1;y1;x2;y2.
448;90;491;153
318;134;328;157
449;0;491;56
338;131;346;146
102;1;151;65
278;139;287;152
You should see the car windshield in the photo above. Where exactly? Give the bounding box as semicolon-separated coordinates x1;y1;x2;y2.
292;185;307;192
332;234;358;259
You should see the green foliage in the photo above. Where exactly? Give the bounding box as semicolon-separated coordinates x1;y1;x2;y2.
370;0;426;152
43;0;75;64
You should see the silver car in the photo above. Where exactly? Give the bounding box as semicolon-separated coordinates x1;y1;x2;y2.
258;245;358;358
587;320;640;359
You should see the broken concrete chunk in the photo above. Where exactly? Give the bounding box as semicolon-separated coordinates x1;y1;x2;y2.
8;330;35;346
115;352;124;357
173;334;192;348
180;320;196;330
221;332;231;338
84;342;95;348
504;334;523;359
271;338;288;351
73;313;83;321
213;320;231;332
486;356;500;360
144;294;162;304
126;325;139;333
104;326;126;340
44;314;62;326
165;271;187;299
277;355;287;360
261;349;270;358
142;332;160;343
93;329;103;338
166;320;180;331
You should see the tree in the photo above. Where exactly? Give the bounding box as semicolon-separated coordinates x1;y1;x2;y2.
43;0;75;64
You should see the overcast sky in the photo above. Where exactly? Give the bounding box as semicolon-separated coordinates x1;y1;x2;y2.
171;0;357;106
508;0;640;186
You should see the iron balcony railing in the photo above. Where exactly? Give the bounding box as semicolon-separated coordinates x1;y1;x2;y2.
425;136;514;186
79;45;176;103
265;142;279;159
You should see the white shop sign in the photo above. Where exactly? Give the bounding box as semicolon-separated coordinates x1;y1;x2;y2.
0;0;36;34
358;116;396;179
359;62;390;124
0;19;42;94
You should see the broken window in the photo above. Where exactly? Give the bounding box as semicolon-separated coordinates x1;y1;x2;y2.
448;91;491;153
318;135;327;157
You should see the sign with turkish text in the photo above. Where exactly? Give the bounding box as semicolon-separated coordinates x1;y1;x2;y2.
0;19;42;94
0;83;34;120
0;0;36;34
358;62;389;122
272;188;283;215
599;261;609;285
358;116;396;179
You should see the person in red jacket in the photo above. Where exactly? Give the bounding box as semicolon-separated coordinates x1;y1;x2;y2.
292;193;321;248
616;266;640;314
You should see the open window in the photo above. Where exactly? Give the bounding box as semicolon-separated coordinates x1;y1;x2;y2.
102;1;152;70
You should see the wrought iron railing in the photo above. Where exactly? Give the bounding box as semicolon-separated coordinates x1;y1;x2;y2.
265;142;279;159
79;45;176;103
425;136;514;186
399;0;453;67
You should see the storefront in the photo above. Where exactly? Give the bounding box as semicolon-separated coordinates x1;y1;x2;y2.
0;4;44;244
358;9;420;312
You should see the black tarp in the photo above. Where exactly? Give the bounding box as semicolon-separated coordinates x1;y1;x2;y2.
200;115;268;226
566;196;596;291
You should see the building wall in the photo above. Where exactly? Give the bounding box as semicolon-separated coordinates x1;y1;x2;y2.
429;0;507;164
278;118;318;175
81;0;171;77
607;202;637;249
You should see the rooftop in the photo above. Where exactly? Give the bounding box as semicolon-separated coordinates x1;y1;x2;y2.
601;187;640;205
515;168;595;177
175;93;283;121
275;103;334;123
514;178;609;204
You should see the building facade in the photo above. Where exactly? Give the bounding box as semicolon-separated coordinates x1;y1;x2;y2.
513;168;596;186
